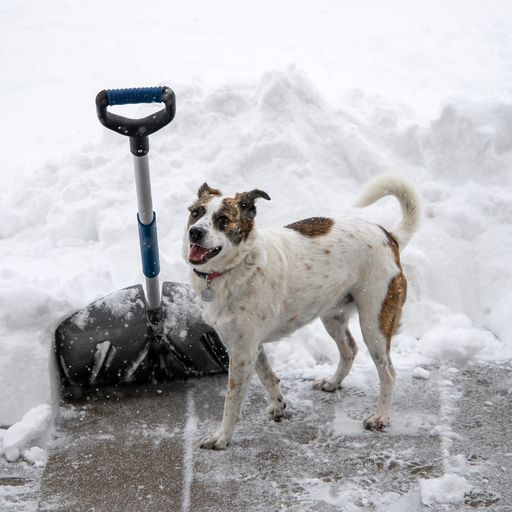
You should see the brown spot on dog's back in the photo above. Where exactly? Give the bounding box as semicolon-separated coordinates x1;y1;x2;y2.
285;217;334;237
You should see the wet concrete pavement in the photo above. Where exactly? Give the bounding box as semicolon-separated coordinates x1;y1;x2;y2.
29;362;512;512
1;363;509;511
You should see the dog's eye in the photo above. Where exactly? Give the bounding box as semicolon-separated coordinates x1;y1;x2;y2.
190;209;200;218
217;216;229;228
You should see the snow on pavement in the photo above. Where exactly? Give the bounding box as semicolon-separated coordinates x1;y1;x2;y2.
36;365;511;511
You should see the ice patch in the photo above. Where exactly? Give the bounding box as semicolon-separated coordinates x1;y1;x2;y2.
140;423;178;447
181;389;197;512
420;473;472;505
297;477;413;511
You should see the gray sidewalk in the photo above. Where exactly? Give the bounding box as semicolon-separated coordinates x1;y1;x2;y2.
35;363;512;512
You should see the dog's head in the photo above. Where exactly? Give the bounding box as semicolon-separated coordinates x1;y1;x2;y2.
183;183;270;271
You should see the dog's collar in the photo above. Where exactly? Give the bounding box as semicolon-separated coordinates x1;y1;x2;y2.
193;268;226;282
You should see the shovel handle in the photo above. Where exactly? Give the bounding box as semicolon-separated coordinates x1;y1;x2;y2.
105;87;165;106
96;86;176;155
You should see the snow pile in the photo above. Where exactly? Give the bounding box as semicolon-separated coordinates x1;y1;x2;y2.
1;68;511;425
420;473;472;506
1;404;52;463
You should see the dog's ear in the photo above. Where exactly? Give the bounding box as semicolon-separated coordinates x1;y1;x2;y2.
197;183;222;198
237;189;271;219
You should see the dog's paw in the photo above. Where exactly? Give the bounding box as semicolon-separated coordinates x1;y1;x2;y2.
265;399;287;422
313;377;340;393
199;431;230;450
363;413;389;431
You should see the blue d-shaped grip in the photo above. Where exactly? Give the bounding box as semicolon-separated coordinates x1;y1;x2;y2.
137;212;160;279
106;87;163;106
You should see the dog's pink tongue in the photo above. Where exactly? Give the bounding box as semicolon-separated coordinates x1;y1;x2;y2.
189;244;208;263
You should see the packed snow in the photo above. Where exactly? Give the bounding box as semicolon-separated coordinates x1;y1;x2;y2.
412;367;430;380
1;0;512;509
1;404;51;463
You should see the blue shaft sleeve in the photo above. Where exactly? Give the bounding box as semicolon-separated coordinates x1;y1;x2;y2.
137;212;160;278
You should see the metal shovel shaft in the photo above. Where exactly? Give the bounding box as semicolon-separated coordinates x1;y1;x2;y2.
95;87;176;312
133;153;160;310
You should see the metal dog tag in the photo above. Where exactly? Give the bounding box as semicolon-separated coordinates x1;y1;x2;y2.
201;282;215;302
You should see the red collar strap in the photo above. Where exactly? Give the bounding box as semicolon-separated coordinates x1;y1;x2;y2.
193;268;224;282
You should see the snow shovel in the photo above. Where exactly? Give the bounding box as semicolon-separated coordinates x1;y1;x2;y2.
55;86;228;388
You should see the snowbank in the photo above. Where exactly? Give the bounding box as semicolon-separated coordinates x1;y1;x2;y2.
1;68;511;425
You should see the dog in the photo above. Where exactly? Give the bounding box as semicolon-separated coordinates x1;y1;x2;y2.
183;175;421;450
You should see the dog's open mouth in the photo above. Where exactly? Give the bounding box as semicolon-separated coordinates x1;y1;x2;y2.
188;244;222;265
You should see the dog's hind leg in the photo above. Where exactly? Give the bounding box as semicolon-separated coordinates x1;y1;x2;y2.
355;283;403;430
255;347;286;421
313;302;358;392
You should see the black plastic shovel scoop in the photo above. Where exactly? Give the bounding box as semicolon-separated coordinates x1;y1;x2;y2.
55;86;228;388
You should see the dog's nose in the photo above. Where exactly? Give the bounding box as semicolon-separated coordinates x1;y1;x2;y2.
189;226;206;244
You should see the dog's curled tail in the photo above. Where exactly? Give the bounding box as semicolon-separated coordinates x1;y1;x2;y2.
355;175;421;248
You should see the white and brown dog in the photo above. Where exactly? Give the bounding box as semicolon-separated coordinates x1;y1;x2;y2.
183;176;421;450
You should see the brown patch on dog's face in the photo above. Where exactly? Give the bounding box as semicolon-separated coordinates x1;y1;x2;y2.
285;217;334;237
212;189;270;245
187;183;222;227
378;226;407;351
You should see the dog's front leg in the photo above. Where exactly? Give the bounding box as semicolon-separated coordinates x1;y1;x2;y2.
255;347;286;421
200;343;258;450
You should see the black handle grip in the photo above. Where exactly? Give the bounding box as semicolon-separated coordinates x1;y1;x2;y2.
96;86;176;156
